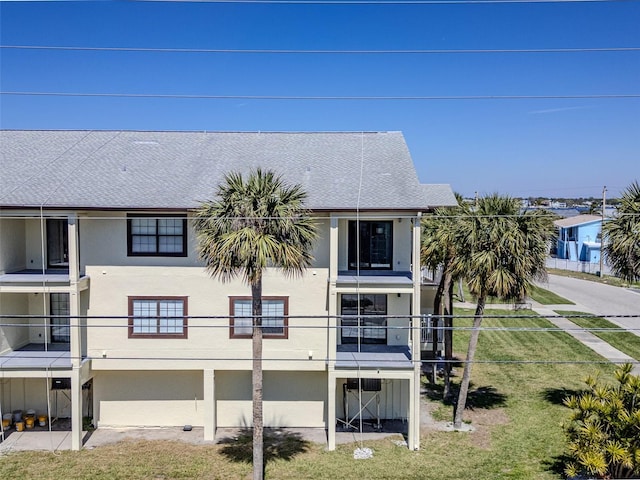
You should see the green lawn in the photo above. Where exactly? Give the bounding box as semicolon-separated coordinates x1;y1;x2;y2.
422;309;615;480
458;282;573;305
0;309;617;480
547;268;640;288
527;285;574;305
555;310;640;361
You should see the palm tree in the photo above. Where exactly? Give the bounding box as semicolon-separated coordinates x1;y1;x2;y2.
603;180;640;283
421;194;468;398
452;194;553;429
194;169;317;480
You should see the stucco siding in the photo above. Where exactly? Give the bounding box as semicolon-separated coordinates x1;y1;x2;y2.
0;218;26;273
79;213;330;270
24;219;45;270
93;370;328;428
86;266;330;370
385;293;411;346
79;213;201;269
216;370;327;427
94;370;204;427
28;293;48;345
0;293;30;353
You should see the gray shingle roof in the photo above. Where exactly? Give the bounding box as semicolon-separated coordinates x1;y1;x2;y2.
554;214;602;228
0;130;454;211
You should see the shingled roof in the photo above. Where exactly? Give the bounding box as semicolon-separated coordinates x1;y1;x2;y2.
554;214;602;228
0;130;456;211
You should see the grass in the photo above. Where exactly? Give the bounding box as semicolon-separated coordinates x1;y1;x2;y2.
0;309;618;479
527;285;574;305
458;282;573;305
555;310;640;361
422;308;615;480
547;268;640;289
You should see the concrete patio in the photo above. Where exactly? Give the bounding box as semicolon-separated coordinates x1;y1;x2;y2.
0;421;409;453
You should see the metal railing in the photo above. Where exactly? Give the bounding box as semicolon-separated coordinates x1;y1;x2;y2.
420;315;443;347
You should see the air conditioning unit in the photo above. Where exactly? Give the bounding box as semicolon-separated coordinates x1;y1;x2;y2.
346;378;381;392
51;378;71;390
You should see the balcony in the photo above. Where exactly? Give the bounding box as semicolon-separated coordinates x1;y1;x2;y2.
0;269;89;292
335;344;412;369
336;270;413;289
420;315;444;352
0;343;71;371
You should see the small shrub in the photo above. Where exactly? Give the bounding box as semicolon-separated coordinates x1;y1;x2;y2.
563;364;640;479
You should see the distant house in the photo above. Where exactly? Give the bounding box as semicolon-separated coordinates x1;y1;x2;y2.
554;214;603;263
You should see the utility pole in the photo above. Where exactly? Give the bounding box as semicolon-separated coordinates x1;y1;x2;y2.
599;185;606;277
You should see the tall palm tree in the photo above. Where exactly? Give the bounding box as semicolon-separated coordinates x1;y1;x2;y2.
421;194;468;398
452;194;553;428
603;180;640;283
194;169;317;480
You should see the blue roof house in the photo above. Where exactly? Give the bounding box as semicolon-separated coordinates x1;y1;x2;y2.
554;214;602;263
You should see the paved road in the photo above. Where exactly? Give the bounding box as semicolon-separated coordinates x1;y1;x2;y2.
537;274;640;336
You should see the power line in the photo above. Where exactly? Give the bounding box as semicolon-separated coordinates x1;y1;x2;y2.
2;91;639;100
2;353;636;366
124;0;639;5
3;45;640;54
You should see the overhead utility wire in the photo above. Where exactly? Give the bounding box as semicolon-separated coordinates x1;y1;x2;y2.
2;213;639;221
2;92;639;100
3;45;640;54
3;314;640;319
126;0;638;5
1;353;637;366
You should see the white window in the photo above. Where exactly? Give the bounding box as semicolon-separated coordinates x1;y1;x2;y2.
128;297;187;338
230;297;288;338
127;215;187;256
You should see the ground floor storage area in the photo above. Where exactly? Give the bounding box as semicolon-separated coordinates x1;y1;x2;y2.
91;368;417;450
93;370;328;430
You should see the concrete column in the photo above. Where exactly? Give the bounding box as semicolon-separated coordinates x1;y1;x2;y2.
327;216;339;369
410;213;422;451
413;364;421;450
70;368;83;451
69;290;81;368
407;375;416;451
67;215;79;283
68;216;82;368
203;369;216;441
327;371;336;450
329;216;339;282
411;213;422;365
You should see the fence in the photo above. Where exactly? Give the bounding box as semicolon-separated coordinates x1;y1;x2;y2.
546;257;612;276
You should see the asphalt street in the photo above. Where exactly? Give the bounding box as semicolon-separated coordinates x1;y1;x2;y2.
537;274;640;337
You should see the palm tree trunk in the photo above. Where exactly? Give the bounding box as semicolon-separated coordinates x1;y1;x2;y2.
251;279;264;480
431;271;445;382
453;293;486;429
442;272;453;399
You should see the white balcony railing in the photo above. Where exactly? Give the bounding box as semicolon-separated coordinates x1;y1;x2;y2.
420;315;444;350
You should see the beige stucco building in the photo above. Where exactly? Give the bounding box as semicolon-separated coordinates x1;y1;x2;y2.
0;130;456;450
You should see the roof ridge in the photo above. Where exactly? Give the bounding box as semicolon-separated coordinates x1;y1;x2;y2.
1;129;399;134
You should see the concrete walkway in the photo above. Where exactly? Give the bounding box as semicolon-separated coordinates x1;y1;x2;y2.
533;306;640;375
456;300;640;375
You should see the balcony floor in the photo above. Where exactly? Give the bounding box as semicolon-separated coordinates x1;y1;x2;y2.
0;343;71;370
335;344;413;369
0;268;71;284
336;270;413;285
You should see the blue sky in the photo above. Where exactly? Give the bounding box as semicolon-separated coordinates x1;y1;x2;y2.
1;0;638;198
